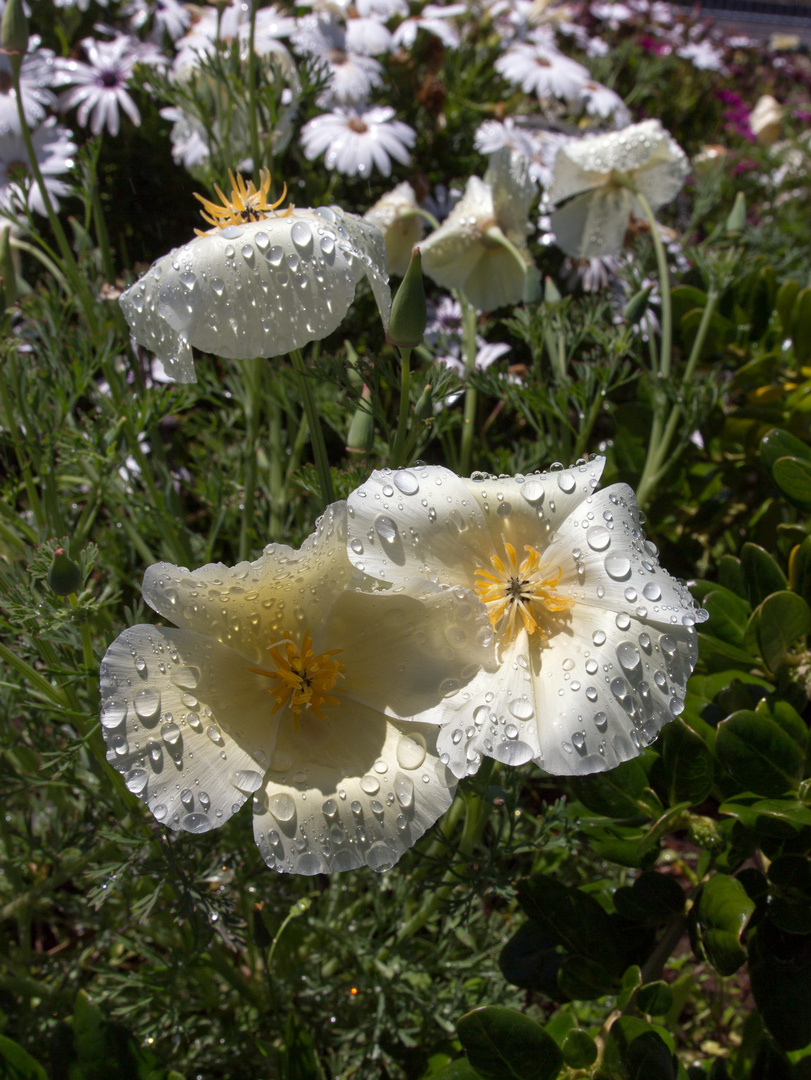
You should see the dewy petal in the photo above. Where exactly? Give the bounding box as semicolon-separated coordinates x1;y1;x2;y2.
461;243;528;312
486;148;535;242
119;207;390;381
254;711;455;874
100;625;278;832
551;188;634;258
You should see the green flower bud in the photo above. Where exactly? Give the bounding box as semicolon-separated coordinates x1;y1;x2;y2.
1;0;28;61
346;386;374;455
47;548;82;596
725;191;747;236
387;247;426;350
344;340;363;390
623;283;654;325
414;382;434;422
0;226;16;310
544;275;562;306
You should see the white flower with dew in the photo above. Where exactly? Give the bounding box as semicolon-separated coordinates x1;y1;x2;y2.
0;118;76;217
495;35;590;103
119;170;391;383
300;106;415;178
548;119;688;257
55;34;152;137
345;460;705;778
99;503;495;875
363;181;423;276
419;147;536;311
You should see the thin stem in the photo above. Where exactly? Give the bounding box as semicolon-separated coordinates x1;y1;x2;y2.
247;0;261;187
239;357;263;562
290;348;334;505
389;347;412;467
9;237;68;291
268;381;285;542
459;295;479;476
634;190;672;379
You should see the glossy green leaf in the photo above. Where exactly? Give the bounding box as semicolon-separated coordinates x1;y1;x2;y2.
637;981;674;1016
740;543;787;606
561;1030;598;1069
517;876;623;974
791;287;811;365
569;758;661;819
746;590;811;672
659;721;714;806
583;821;661;869
750;923;811;1050
715;710;804;796
717;555;747;599
719;794;811;837
772;457;811;508
776;279;801;332
627;1030;678;1080
617;965;642;1010
499;919;562;998
760;428;811;471
431;1062;482;1080
457;1007;563;1080
0;1036;48;1080
557;955;616;1001
692;874;755;976
613;872;685;926
789;535;811;609
701;589;751;648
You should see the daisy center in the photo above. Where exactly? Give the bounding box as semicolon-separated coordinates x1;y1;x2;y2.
251;630;344;724
474;541;571;644
194;168;293;235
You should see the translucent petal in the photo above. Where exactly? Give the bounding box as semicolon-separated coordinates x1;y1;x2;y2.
100;625;278;832
253;710;456;874
142;503;353;666
461;243;527;312
486;147;536;241
551;188;634;258
119;208;390;379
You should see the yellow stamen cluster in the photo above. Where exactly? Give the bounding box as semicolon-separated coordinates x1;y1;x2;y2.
194;169;293;235
474;541;571;645
251;630;344;723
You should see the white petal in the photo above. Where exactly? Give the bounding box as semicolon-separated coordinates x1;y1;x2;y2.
100;625;278;832
461;243;527;311
253;711;456;874
486;147;536;239
142;502;354;666
120;208;390;377
551;188;633;258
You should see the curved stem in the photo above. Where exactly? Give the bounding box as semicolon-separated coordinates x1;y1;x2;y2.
459;295;479;476
9;237;68;291
634;190;672;379
389;346;411;467
290;348;334;505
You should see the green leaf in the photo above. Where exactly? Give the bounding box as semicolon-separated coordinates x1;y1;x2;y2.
517;876;624;975
499;919;562;998
430;1062;482;1080
788;535;811;609
627;1031;677;1080
791;287;811;365
760;428;811;471
569;758;660;819
701;589;751;648
776;279;801;332
0;1035;49;1080
750;922;811;1050
746;590;811;672
561;1031;598;1069
717;555;747;599
613;871;686;926
692;874;755;976
582;820;661;869
557;955;616;1001
659;721;714;806
740;543;787;606
719;794;811;837
772;457;811;509
636;981;674;1016
715;710;804;797
457;1007;563;1080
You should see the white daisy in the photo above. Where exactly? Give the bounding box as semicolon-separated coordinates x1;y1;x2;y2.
100;503;494;875
0;40;59;135
160;106;210;169
345;461;704;778
392;4;466;49
548;119;689;257
300;106;415;179
293;14;382;106
419;147;536;311
677;40;727;73
345;15;393;57
119;171;391;382
578;81;631;127
56;34;153;137
124;0;191;42
495;35;590;102
0;118;76;217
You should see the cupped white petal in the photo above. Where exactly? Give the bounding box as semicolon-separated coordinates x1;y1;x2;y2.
550;188;634;258
100;625;278;832
486;147;536;242
120;207;390;380
253;710;456;874
142;502;354;666
460;243;528;312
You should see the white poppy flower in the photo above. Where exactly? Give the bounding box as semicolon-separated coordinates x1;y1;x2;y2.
119;171;391;383
100;503;495;875
419;147;536;311
363;181;423;276
548;119;689;258
345;460;705;778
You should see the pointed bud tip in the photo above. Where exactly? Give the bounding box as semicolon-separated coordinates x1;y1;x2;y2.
388;247;426;349
48;548;82;596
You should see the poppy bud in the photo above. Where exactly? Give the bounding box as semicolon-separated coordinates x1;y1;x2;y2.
1;0;28;63
48;548;82;596
387;248;426;350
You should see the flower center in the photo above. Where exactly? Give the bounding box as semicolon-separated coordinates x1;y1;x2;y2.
194;168;293;235
251;630;344;723
348;117;368;134
98;68;121;88
474;541;571;644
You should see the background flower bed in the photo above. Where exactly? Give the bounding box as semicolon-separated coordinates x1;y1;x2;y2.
1;0;811;1077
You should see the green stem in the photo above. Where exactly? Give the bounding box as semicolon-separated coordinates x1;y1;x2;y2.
240;356;263;562
389;347;412;467
10;62;97;329
9;237;68;291
634;190;672;379
268;384;285;542
247;0;261;186
290;348;334;505
69;592;96;690
459;295;479;476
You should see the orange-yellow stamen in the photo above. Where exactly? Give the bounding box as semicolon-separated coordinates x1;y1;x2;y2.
250;630;344;723
194;168;293;235
474;541;571;645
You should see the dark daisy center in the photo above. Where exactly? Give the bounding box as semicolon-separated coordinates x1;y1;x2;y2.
347;117;368;134
98;68;121;88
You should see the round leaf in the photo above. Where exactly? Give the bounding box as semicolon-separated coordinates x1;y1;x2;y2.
457;1006;563;1080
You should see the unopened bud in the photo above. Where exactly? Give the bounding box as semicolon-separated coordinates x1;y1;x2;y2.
344;340;363;390
346;386;374;455
623;284;654;325
544;276;562;306
725;191;747;236
47;548;82;596
0;227;16;309
1;0;28;62
414;382;434;422
387;247;426;349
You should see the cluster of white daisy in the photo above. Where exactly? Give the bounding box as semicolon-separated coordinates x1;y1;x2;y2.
101;456;705;876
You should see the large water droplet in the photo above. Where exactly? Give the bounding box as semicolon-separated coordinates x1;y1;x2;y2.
509;697;534;720
394;773;414;808
269;793;296;822
617;642;641;672
182;813;213;833
291;220;313;254
521;480;544;505
394;470;419;495
367;843;394;873
557;472;576;494
643;581;662;601
396;733;426;770
161;721;180;744
125;769;148;794
233;769;263;793
605;554;631;580
375;515;397;543
171;666;200;690
322;798;337;817
587;526;611;551
360;775;380;795
134;689;160;720
101;700;127;729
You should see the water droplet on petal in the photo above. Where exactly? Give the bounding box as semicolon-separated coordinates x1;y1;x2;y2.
269;793;295;822
396;733;426;770
233;769;263;793
360;775;380;795
394;470;419;495
125;769;148;794
587;526;611;551
101;700;127;729
605;554;631;580
161;721;180;744
134;689;160;719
